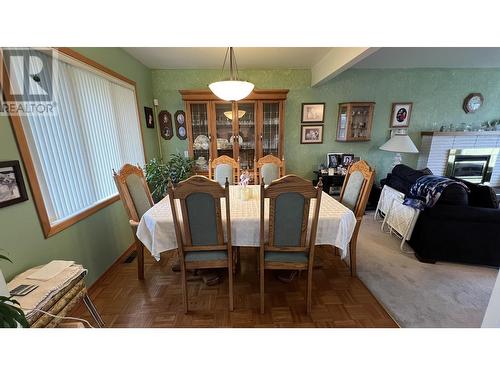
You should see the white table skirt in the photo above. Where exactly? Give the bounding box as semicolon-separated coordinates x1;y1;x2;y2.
136;185;356;261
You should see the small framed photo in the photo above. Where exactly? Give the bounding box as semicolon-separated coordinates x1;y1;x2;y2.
301;103;325;123
158;110;173;140
144;107;155;128
0;161;28;209
301;125;323;144
341;153;354;166
390;103;412;128
326;152;342;168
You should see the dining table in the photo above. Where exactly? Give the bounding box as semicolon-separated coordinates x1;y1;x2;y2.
136;184;356;261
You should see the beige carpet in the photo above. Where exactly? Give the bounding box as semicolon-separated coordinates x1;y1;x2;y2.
356;214;498;328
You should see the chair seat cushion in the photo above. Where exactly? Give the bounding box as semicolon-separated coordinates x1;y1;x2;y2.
264;251;308;263
185;251;228;262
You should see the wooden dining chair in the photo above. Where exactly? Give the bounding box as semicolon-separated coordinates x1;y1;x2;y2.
254;154;285;185
167;175;234;312
259;175;323;314
113;164;154;280
338;160;375;277
208;155;240;185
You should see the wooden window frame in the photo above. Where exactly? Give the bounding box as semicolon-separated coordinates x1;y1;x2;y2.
0;47;147;238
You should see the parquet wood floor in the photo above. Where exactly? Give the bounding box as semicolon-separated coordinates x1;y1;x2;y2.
71;246;398;328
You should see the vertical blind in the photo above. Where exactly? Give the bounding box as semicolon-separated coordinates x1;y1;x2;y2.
9;51;145;224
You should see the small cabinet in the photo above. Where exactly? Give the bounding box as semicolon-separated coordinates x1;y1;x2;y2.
336;102;375;142
181;89;288;174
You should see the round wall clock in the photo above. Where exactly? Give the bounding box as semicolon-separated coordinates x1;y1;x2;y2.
463;93;484;113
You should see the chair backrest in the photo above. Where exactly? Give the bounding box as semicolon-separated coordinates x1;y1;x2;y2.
208;155;240;186
261;175;322;252
254;154;285;185
339;160;375;219
113;164;154;223
168;175;231;254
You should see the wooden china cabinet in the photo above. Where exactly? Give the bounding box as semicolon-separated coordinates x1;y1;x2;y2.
180;89;288;176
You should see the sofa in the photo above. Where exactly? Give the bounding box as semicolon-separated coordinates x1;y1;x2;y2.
381;164;500;267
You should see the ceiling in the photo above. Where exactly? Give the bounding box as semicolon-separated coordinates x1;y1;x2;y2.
124;47;331;69
124;47;500;82
352;47;500;69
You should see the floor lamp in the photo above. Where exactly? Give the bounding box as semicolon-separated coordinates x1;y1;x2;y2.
379;134;419;168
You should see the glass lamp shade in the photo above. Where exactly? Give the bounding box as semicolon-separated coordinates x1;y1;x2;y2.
209;80;254;101
223;110;246;120
379;135;419;153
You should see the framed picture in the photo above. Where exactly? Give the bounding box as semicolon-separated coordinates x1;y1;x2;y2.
301;103;325;123
158;110;173;140
144;107;155;128
390;102;412;128
341;153;354;166
0;161;28;208
326;153;342;168
301;125;323;144
174;110;187;140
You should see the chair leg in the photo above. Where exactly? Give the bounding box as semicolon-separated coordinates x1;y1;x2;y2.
349;239;357;277
260;255;265;314
228;258;234;312
306;264;313;314
137;242;144;280
180;261;188;313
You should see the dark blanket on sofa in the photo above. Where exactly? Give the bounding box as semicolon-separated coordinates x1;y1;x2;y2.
403;175;470;210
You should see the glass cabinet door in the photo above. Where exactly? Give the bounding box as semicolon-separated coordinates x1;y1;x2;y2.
214;103;235;159
337;104;348;141
262;102;280;157
190;103;210;172
349;104;370;140
236;102;256;170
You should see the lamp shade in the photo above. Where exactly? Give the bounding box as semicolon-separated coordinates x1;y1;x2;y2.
379;134;419;153
208;80;254;102
224;110;246;120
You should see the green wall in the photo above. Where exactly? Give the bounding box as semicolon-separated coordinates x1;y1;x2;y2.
0;48;157;284
153;67;500;180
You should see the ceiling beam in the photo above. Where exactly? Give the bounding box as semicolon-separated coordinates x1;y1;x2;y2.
311;47;380;87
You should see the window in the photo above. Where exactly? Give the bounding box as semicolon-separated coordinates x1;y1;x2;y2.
2;48;145;237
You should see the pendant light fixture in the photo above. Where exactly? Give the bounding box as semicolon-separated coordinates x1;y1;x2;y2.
209;47;254;101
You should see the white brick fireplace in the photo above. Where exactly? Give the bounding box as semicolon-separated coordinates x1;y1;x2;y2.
417;131;500;187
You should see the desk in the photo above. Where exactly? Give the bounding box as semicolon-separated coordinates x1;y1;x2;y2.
137;185;356;260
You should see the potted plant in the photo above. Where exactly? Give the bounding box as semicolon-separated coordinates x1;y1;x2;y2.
0;251;29;328
145;153;195;202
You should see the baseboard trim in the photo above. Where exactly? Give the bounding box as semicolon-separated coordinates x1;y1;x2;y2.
87;241;137;294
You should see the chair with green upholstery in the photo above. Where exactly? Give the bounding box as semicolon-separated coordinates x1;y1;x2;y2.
208;155;240;186
338;160;375;276
254;154;285;185
113;164;154;280
259;174;323;314
168;175;234;312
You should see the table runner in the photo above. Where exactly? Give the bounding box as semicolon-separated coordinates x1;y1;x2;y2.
137;185;356;261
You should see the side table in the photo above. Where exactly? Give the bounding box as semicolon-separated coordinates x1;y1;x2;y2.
313;171;345;196
8;264;104;328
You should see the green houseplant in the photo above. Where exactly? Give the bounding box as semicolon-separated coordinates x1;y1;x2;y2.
0;251;29;328
145;153;195;202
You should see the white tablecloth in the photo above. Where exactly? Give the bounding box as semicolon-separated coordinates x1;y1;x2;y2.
136;185;356;261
